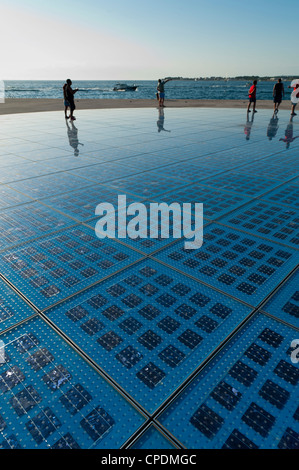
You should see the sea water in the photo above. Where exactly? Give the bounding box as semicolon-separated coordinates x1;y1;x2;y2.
3;80;294;101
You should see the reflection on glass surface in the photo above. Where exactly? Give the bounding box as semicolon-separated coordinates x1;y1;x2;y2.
66;120;84;156
157;108;171;133
244;112;255;140
267;114;279;140
279;117;299;149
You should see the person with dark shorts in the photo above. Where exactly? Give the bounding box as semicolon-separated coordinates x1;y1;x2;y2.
273;78;284;113
64;79;79;120
247;80;257;114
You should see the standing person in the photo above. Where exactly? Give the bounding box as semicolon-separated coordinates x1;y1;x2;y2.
273;78;284;113
247;80;258;113
157;78;172;107
63;82;70;119
288;80;299;116
64;79;79;121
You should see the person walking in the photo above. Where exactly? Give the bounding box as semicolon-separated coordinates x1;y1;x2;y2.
273;78;284;113
63;79;79;120
157;78;172;107
247;80;258;113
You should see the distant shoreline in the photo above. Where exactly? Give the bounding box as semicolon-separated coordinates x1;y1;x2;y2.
0;98;292;115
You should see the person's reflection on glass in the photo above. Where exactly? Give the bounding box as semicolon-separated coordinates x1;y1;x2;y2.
66;119;84;156
157;108;171;133
279;116;299;149
244;111;254;140
267;113;279;140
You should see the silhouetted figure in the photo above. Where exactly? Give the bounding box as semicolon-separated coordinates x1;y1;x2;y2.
157;78;172;107
247;80;258;114
273;78;284;113
63;79;79;120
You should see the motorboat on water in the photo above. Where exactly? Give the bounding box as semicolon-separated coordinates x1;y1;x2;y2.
113;83;138;91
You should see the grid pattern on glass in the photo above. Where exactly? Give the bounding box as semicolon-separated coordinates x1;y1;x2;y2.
0;162;60;185
0;202;74;251
0;107;298;449
0;317;144;449
0;226;142;310
0;279;36;332
147;163;226;183
151;184;250;221
130;425;176;449
198;173;281;197
109;173;188;198
157;314;299;449
0;186;33;210
218;201;299;249
7;173;94;199
45;186;141;223
45;259;252;412
262;270;299;329
68;161;147;184
154;224;298;305
233;161;298;181
260;178;299;210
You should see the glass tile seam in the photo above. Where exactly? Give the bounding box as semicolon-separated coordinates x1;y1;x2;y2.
212;220;299;252
0;167;71;186
38;309;152;420
0;198;37;214
195;173;298;201
147;264;299;420
258;196;299;210
149;256;257;311
67;163;190;186
0;311;39;337
41;255;148;312
82;219;213;258
82;221;153;257
258;308;299;332
123;420;185;450
147;191;252;223
0;220;81;254
4;180;98;203
0;273;151;421
38;199;98;225
45;158;131;173
150;142;284;167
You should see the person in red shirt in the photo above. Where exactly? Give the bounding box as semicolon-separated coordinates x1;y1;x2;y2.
247;80;257;114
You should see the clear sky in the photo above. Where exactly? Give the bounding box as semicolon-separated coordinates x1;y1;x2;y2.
1;0;298;80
